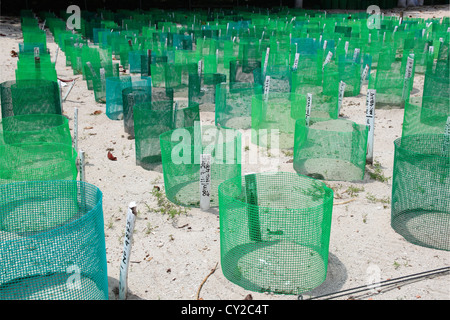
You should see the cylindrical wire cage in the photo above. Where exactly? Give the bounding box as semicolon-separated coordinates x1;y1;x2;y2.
160;125;242;207
0;180;108;300
218;171;334;295
391;135;450;251
293;118;369;181
0;114;72;146
0;142;78;185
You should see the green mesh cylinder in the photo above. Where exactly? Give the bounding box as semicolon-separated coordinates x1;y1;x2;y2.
0;80;62;119
230;59;261;87
188;73;227;112
160;125;241;207
338;55;362;97
391;135;450;251
134;98;200;170
106;76;151;120
0;143;77;185
293;118;368;181
251;92;306;150
218;172;334;294
122;86;152;138
215;82;263;130
0;114;72;146
0;180;108;300
402;101;450;137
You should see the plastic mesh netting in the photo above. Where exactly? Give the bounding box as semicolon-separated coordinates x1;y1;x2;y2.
251;92;306;150
160;125;241;207
0;80;62;119
134;98;200;170
215;82;263;130
218;172;334;294
293;118;369;181
391;135;449;251
0;143;77;185
0;114;72;146
0;180;108;299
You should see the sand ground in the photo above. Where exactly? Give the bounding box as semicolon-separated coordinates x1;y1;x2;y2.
0;4;449;301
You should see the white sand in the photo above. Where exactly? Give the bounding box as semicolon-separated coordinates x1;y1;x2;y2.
0;5;449;301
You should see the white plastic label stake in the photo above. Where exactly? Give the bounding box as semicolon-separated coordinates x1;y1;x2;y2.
402;55;414;100
264;76;270;101
293;53;300;71
361;64;369;84
365;89;376;164
74;108;78;152
198;59;202;77
199;154;211;211
344;41;349;55
353;48;360;62
323;40;327;50
263;47;270;75
119;202;137;300
338;81;346;116
306;93;313;126
78;150;85;182
322;51;333;70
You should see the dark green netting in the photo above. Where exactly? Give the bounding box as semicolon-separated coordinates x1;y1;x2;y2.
134;100;200;170
105;76;151;120
0;80;61;119
188;73;227;112
160;125;241;207
121;85;152;138
84;62;119;103
215;82;263;130
0;114;72;146
293;118;369;181
391;135;449;251
230;59;261;87
251;92;306;150
0;143;77;185
0;180;108;300
218;171;334;295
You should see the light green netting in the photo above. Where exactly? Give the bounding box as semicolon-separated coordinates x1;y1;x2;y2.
160;125;241;207
293;118;369;181
0;114;72;146
0;143;77;185
218;171;334;294
391;135;449;251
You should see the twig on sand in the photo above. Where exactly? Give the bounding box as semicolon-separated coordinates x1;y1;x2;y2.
334;198;357;205
196;262;219;300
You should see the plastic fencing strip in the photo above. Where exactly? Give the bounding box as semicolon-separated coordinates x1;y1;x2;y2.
119;202;137;300
365;89;376;165
338;81;346;116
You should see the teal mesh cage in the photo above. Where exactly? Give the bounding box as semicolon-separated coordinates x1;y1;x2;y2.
106;76;151;120
0;180;108;300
